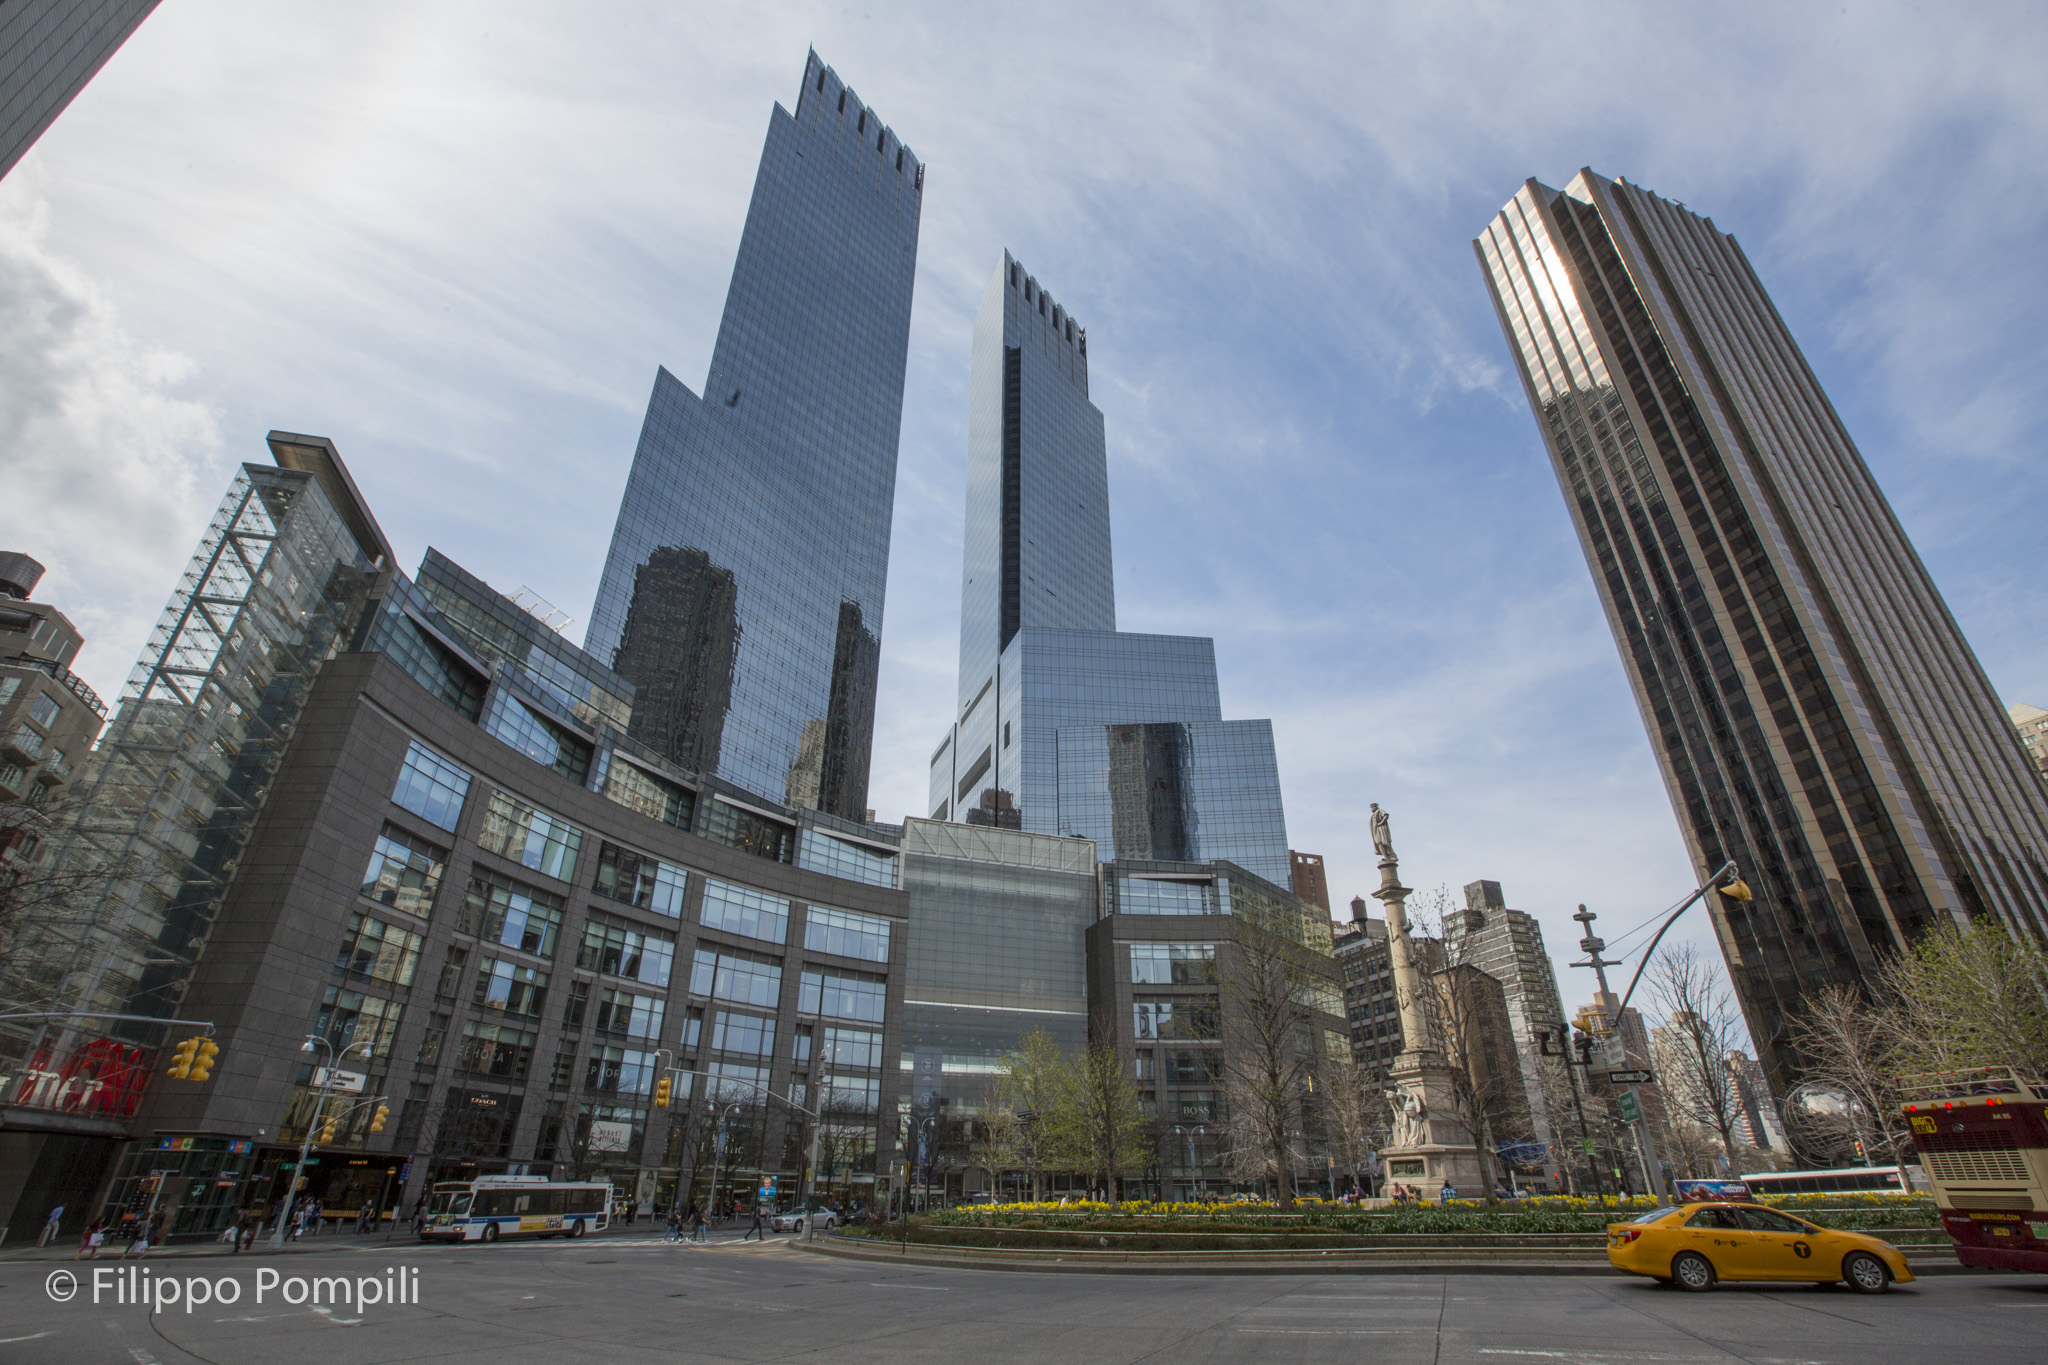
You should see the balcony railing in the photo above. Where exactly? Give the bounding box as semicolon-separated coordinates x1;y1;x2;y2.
2;654;108;718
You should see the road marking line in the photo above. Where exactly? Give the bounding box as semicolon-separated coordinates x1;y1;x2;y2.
0;1334;52;1345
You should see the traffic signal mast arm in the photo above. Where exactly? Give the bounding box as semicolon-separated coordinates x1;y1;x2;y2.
648;1054;829;1241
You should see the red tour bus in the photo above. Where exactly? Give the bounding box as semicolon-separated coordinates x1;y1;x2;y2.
1901;1067;2048;1273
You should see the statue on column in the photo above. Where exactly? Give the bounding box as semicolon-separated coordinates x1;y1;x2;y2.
1371;802;1394;860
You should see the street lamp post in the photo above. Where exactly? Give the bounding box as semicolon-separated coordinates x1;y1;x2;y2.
270;1034;372;1248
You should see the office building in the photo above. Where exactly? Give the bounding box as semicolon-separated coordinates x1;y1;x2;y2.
1333;914;1400;1076
926;255;1291;885
588;52;923;821
1443;880;1567;1168
1478;171;2048;1091
2008;704;2048;780
1727;1050;1787;1153
0;433;911;1242
1289;850;1331;914
0;0;159;180
1088;858;1343;1200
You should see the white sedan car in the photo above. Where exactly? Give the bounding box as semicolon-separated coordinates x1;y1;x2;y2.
768;1209;838;1234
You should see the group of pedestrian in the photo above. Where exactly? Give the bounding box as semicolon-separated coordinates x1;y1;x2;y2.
664;1199;711;1243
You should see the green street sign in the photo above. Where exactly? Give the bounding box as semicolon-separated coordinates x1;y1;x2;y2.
1581;1138;1596;1155
1617;1092;1641;1124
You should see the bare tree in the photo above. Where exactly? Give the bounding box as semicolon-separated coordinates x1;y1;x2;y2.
969;1084;1026;1202
1783;982;1912;1169
1407;887;1530;1193
1061;1013;1153;1199
1314;1052;1387;1193
1217;927;1328;1206
1645;942;1749;1164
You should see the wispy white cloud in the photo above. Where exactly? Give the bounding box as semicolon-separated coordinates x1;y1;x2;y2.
0;175;227;697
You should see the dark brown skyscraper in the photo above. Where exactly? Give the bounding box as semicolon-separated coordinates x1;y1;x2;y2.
1477;170;2048;1092
1289;850;1331;914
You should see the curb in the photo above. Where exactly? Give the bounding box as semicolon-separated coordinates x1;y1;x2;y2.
800;1236;1979;1278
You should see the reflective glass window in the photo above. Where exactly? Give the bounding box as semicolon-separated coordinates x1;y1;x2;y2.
474;958;550;1017
360;823;448;918
391;741;471;831
459;870;565;958
335;912;423;986
691;947;783;1009
701;879;790;944
1129;942;1215;984
576;913;674;987
803;906;891;962
799;968;886;1023
478;790;583;882
711;1011;776;1057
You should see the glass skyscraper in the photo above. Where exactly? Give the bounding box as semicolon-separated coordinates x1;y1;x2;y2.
926;256;1292;885
587;52;923;820
1477;170;2048;1091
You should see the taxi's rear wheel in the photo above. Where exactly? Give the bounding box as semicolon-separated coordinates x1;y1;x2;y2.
1671;1251;1716;1292
1842;1251;1890;1294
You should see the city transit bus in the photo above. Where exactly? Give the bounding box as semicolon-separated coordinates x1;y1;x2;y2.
1739;1165;1922;1196
419;1174;610;1242
1901;1067;2048;1273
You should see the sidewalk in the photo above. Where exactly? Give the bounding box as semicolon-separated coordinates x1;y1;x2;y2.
0;1220;702;1263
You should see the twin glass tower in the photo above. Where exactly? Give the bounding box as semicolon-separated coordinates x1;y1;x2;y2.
589;52;1292;878
588;52;922;821
1477;171;2048;1089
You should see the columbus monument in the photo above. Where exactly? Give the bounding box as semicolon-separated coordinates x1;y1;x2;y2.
1371;803;1489;1198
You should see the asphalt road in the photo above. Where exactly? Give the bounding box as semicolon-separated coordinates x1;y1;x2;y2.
3;1231;2044;1364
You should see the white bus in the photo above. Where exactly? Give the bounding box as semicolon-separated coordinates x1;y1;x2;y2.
1738;1165;1924;1196
419;1175;610;1242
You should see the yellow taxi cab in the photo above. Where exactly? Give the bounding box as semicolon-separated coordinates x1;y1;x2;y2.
1607;1200;1915;1293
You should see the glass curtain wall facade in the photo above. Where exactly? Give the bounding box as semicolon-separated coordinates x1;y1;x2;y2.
1477;170;2048;1091
0;0;161;180
0;442;383;1074
586;52;923;821
926;258;1292;877
897;819;1097;1199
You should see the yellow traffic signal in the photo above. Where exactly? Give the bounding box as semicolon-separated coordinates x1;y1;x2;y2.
188;1038;219;1082
654;1075;672;1109
1720;878;1754;902
166;1037;200;1079
369;1104;389;1133
318;1117;339;1144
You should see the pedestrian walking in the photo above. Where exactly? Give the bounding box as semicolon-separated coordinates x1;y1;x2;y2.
37;1204;64;1247
691;1199;709;1243
664;1206;683;1242
74;1219;103;1260
743;1202;765;1241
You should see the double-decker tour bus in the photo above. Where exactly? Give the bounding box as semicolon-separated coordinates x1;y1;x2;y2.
419;1174;610;1242
1901;1067;2048;1273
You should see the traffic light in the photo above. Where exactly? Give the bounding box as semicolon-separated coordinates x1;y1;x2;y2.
318;1117;339;1144
188;1038;219;1082
654;1075;672;1109
370;1104;389;1133
166;1037;200;1079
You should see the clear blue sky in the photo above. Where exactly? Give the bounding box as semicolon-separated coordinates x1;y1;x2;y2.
5;1;2044;1027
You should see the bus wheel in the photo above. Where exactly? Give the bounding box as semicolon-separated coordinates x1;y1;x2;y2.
482;1223;499;1243
1671;1252;1716;1292
1842;1252;1890;1294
